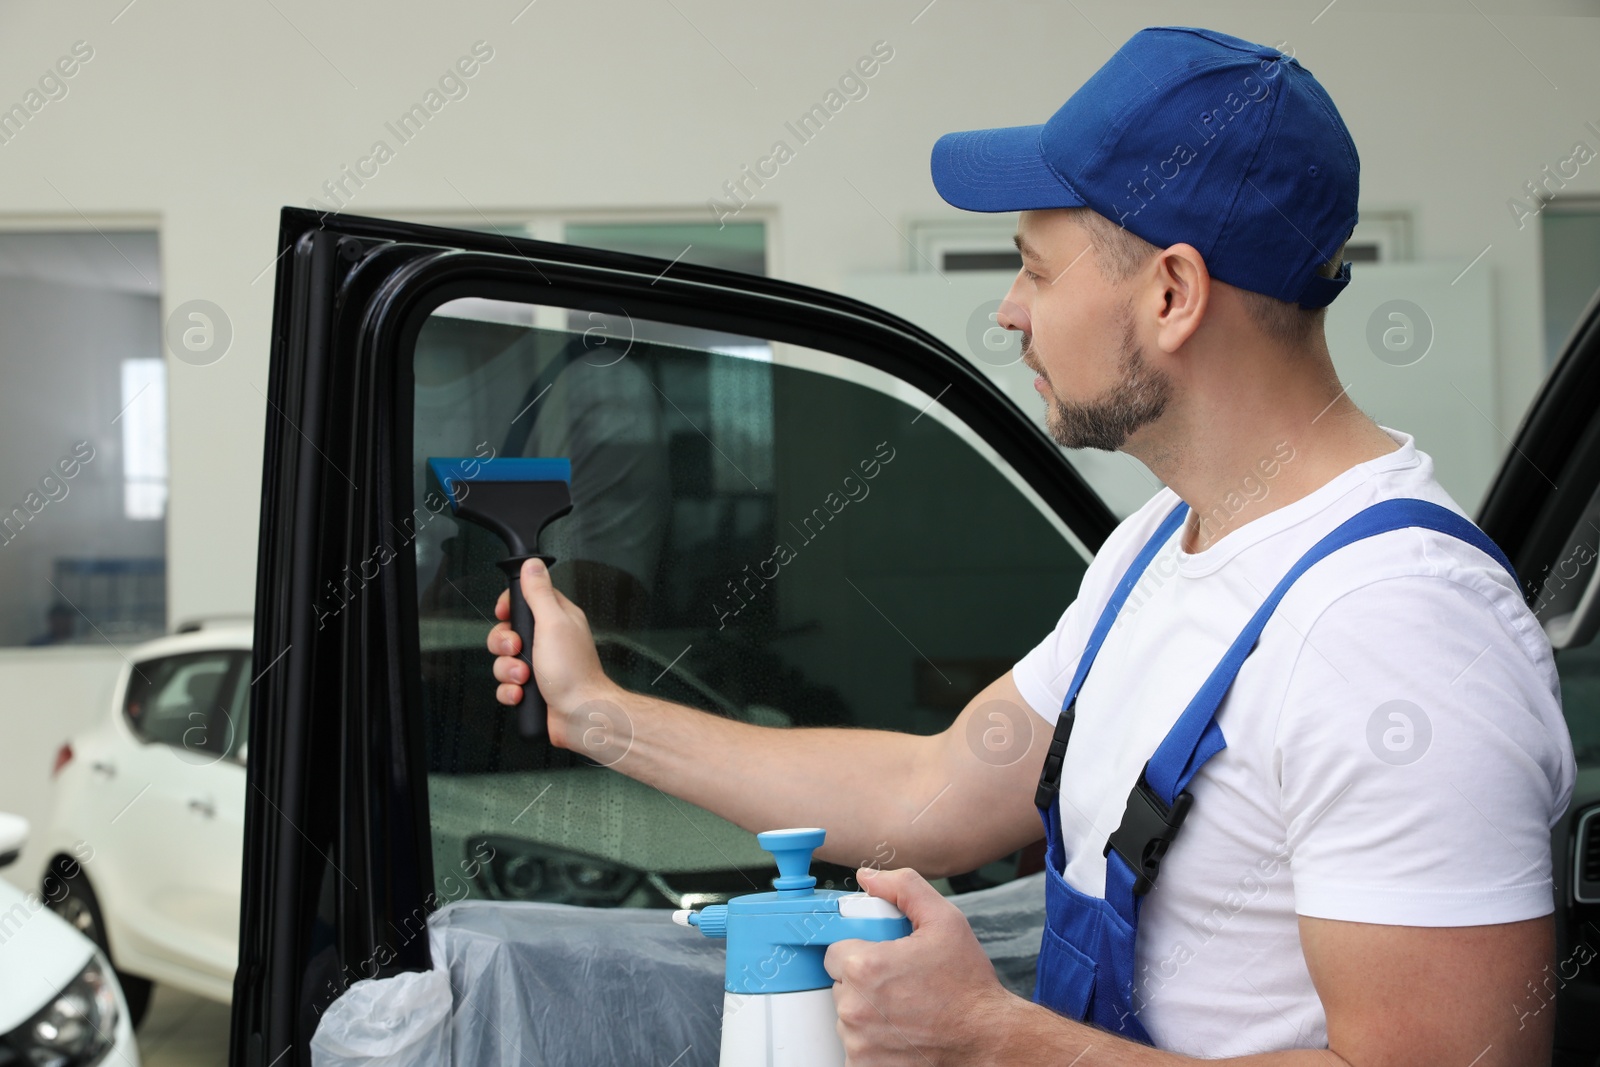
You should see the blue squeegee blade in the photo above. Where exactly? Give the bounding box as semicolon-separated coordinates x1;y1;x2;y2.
427;457;572;509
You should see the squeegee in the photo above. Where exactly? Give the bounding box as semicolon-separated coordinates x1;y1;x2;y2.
428;457;573;740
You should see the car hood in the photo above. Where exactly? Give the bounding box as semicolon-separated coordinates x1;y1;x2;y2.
429;768;770;872
0;876;95;1034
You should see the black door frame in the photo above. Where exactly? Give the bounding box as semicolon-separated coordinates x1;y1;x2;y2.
232;207;1115;1066
1477;287;1600;581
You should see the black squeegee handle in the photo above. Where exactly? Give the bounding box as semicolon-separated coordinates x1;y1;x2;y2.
496;554;556;740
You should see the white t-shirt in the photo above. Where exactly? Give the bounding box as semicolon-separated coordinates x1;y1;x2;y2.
1012;425;1576;1057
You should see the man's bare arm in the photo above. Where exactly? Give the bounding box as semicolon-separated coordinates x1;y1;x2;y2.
983;915;1556;1066
1303;914;1555;1067
487;557;1049;876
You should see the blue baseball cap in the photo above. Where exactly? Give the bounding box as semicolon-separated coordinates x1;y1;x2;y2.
930;26;1358;309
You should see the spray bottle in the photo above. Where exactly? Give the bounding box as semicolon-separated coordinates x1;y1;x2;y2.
673;827;912;1066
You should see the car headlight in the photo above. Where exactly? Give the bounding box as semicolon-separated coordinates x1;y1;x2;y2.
0;955;119;1067
469;835;641;906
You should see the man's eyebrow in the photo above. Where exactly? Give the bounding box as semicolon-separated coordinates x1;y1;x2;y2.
1012;234;1041;261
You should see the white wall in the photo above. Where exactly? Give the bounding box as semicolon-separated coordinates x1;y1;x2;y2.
0;0;1596;724
0;647;124;888
849;261;1501;518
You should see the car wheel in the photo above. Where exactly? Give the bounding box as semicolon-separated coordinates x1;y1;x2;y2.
42;861;154;1029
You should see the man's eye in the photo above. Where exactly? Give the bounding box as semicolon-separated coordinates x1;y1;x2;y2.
1024;269;1043;282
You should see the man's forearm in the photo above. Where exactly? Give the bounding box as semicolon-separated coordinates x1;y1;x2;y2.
590;683;951;873
500;562;1044;877
982;994;1353;1067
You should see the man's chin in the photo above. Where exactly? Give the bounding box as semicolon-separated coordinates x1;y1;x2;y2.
1045;407;1129;452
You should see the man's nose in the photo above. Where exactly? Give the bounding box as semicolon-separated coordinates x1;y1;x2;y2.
994;283;1030;335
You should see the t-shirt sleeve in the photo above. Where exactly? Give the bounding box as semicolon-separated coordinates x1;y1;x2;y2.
1275;572;1575;927
1012;597;1086;728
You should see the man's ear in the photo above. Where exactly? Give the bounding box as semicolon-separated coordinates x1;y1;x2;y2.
1150;242;1209;353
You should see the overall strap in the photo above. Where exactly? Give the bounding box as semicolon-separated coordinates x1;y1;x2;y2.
1143;497;1518;804
1035;500;1190;810
1105;497;1519;895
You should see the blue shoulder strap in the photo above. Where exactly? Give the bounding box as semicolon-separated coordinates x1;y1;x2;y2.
1033;501;1191;812
1060;501;1192;711
1142;496;1518;805
1041;495;1519;816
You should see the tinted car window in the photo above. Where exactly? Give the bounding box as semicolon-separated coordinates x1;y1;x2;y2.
411;301;1090;909
1532;484;1600;766
124;649;245;756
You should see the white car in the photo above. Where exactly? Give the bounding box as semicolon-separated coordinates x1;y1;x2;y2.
0;812;140;1066
39;622;253;1023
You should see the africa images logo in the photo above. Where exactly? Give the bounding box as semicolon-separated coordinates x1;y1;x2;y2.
306;41;495;220
0;41;94;148
705;41;895;228
1365;699;1432;766
1108;41;1292;228
710;441;895;629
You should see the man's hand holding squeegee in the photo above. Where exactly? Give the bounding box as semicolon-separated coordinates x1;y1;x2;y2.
488;557;616;751
429;455;575;740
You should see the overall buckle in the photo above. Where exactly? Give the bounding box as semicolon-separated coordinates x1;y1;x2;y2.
1103;765;1193;896
1033;702;1077;811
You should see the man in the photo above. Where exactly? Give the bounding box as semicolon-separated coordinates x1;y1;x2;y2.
488;26;1576;1065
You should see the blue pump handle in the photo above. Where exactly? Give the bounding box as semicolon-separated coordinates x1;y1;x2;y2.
757;828;825;895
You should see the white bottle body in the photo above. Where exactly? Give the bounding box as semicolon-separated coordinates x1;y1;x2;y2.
719;988;844;1067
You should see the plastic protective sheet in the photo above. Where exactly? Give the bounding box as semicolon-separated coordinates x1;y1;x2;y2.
959;870;1046;999
312;872;1044;1067
309;968;452;1066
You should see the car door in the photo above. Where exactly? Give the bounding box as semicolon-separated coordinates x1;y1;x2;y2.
231;208;1117;1065
116;648;249;991
1477;285;1600;1067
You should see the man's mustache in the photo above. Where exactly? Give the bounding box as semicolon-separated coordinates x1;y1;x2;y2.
1020;333;1040;375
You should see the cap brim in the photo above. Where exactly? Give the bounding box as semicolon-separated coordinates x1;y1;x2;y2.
930;124;1086;213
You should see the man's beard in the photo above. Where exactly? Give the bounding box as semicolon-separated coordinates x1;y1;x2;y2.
1030;307;1172;451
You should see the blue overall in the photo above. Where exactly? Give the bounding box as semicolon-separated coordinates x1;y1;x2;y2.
1030;496;1520;1043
